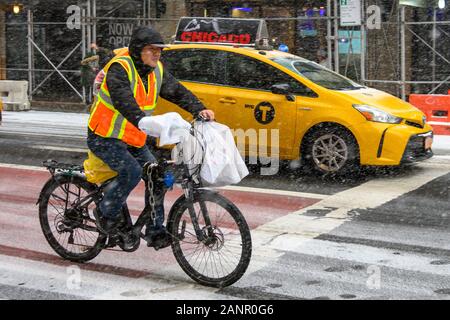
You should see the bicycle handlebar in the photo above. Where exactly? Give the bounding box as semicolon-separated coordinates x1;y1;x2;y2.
194;114;211;123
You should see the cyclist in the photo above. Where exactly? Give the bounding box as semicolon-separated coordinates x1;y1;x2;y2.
87;26;215;246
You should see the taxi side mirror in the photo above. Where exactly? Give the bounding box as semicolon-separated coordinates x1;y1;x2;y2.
271;84;295;102
271;83;291;95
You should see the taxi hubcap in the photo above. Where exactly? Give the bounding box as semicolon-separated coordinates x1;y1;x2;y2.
312;134;348;172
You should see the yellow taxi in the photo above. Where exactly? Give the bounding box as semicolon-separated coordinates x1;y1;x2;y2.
154;17;433;174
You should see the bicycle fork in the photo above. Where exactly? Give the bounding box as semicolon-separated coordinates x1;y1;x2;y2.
182;181;214;242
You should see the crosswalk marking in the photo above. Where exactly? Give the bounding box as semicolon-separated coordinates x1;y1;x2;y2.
247;161;450;275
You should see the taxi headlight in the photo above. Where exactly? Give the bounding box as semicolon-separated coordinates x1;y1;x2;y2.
353;104;403;124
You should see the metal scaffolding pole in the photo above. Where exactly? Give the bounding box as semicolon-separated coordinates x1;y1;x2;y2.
327;0;333;69
82;8;86;59
93;0;97;45
344;29;353;77
432;8;436;83
87;0;91;48
400;5;406;100
148;0;153;23
334;0;339;73
82;7;86;102
27;9;34;101
360;0;366;84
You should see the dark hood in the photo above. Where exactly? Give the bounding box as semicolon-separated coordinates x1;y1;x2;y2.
128;26;166;77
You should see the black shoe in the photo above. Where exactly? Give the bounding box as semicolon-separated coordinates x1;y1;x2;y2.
99;217;138;250
117;232;140;252
100;217;119;235
144;226;172;250
94;215;119;248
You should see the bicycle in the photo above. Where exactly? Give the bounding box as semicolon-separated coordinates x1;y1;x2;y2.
37;120;252;288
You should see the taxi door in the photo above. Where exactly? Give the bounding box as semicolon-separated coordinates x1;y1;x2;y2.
217;52;298;159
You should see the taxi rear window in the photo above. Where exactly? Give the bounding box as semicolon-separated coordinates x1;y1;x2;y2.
272;57;365;91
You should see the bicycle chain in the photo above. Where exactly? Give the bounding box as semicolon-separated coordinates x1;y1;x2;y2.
146;163;158;227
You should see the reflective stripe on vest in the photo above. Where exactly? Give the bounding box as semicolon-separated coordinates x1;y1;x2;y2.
88;51;164;147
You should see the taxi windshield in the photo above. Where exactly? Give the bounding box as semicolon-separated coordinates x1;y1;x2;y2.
271;57;365;91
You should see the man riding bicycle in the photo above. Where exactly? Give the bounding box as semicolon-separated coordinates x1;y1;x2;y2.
87;26;215;248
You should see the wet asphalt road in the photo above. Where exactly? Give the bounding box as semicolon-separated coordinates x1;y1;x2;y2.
0;128;369;195
0;112;449;300
0;127;419;196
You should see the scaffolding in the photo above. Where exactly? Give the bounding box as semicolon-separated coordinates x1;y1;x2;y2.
2;0;450;106
360;0;450;99
3;1;158;104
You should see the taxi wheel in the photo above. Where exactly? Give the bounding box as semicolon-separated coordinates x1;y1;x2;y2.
302;126;360;175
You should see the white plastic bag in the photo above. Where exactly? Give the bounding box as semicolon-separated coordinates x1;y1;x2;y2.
138;112;191;146
175;121;249;186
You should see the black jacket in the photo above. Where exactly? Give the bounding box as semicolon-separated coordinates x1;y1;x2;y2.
101;27;206;129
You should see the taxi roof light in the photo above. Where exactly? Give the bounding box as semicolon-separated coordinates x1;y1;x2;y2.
174;17;270;48
254;38;273;50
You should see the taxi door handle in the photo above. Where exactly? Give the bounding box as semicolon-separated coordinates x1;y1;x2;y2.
219;98;236;104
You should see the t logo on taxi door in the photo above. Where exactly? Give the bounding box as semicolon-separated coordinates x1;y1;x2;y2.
254;102;275;124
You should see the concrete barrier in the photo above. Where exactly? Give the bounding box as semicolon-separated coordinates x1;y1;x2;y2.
0;80;30;111
409;93;450;135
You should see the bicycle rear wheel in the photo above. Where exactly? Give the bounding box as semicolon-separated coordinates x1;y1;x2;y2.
38;175;106;263
168;190;252;288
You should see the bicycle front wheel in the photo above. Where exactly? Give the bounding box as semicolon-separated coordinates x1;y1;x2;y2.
168;190;252;288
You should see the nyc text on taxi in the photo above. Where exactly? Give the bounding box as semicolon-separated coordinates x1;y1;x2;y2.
154;17;433;174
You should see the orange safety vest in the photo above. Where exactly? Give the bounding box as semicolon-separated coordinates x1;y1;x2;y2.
88;50;164;147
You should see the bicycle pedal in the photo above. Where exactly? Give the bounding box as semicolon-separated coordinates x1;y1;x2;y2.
105;236;119;248
119;235;140;252
146;234;172;250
